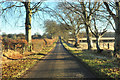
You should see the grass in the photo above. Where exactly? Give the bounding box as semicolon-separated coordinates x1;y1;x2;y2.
2;40;57;78
62;41;120;78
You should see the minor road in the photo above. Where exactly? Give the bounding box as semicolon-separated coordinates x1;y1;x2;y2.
23;41;96;78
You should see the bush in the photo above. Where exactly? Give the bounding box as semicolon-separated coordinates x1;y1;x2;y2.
2;38;57;53
2;38;27;51
32;38;56;52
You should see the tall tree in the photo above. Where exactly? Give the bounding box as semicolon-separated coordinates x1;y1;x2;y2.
1;0;44;51
59;2;103;50
58;23;72;42
89;12;110;52
103;1;120;57
55;3;85;47
44;20;59;39
44;20;70;39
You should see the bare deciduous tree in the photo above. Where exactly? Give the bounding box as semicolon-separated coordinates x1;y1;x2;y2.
89;12;110;52
44;20;59;39
1;0;44;51
57;3;85;47
103;1;120;57
60;2;103;50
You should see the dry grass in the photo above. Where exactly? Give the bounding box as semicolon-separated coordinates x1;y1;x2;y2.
32;39;46;52
2;38;57;78
68;41;115;58
3;50;23;59
63;42;120;78
2;38;56;63
32;39;56;53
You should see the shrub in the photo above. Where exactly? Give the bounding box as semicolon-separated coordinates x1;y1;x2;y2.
2;38;27;51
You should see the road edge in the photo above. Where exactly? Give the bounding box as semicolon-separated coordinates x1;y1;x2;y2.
60;41;103;78
20;41;58;78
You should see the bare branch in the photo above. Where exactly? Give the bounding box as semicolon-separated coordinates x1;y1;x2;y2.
31;2;42;10
103;2;116;19
2;2;17;11
97;14;116;31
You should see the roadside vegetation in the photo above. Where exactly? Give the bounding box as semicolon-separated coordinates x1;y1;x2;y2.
62;40;120;78
2;38;57;78
1;1;120;79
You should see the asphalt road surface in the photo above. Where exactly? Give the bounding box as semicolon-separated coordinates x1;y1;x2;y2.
23;41;96;78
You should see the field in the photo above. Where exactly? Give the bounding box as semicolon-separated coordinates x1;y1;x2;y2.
68;41;114;50
2;38;57;78
63;40;120;78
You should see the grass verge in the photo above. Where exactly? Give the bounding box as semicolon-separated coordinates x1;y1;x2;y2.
62;41;120;79
2;41;57;78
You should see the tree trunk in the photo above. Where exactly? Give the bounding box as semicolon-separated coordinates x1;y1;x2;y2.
114;19;120;56
74;34;79;47
25;2;32;51
114;2;120;57
96;37;101;53
104;2;120;57
86;26;93;50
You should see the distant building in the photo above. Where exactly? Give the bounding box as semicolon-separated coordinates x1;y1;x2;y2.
78;32;115;38
102;32;115;37
68;37;115;43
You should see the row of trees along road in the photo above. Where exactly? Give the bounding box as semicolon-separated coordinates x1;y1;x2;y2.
44;20;70;39
45;1;120;57
48;2;110;50
1;1;120;57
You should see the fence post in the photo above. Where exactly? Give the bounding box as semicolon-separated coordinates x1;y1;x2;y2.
32;43;34;50
7;45;9;52
103;42;104;48
23;43;26;54
14;44;16;51
108;43;109;49
30;43;32;52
